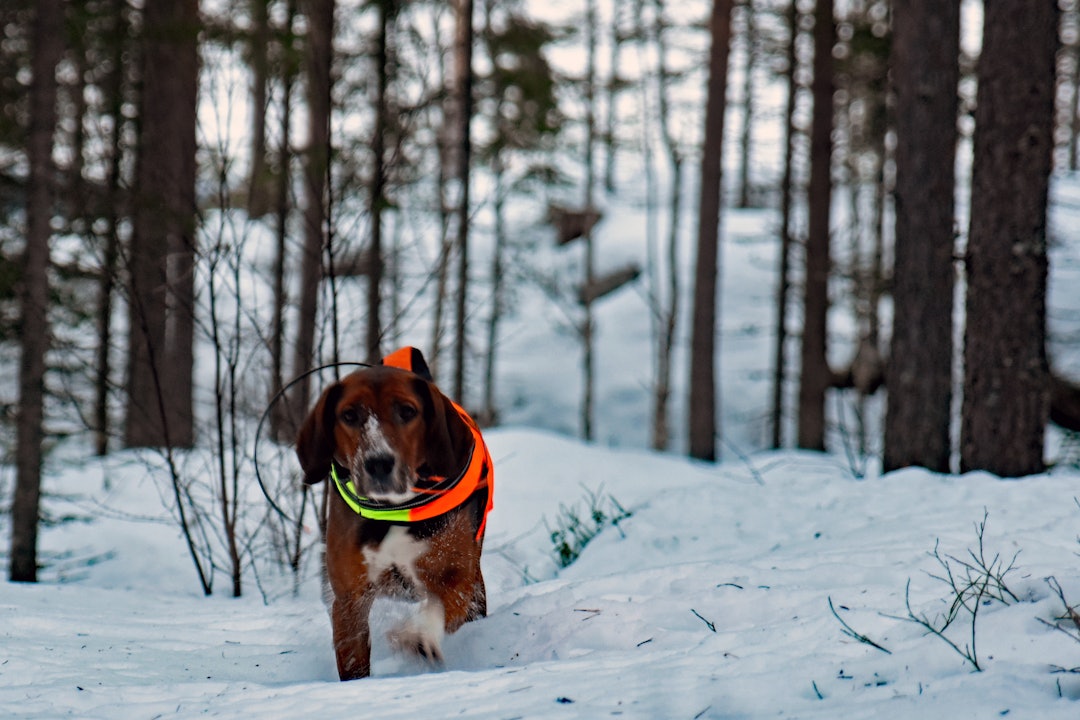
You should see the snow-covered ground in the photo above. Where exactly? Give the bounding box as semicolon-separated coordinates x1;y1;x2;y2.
4;428;1080;718
6;0;1080;705
4;164;1080;716
3;164;1080;716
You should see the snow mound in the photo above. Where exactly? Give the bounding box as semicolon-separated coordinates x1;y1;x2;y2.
3;430;1080;718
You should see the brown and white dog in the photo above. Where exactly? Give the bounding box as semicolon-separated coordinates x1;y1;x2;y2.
295;346;493;680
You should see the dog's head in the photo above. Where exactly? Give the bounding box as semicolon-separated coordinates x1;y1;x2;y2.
295;349;472;503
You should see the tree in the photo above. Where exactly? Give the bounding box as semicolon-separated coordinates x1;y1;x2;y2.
366;0;396;361
735;0;757;209
770;0;800;449
960;0;1057;476
247;0;273;217
93;0;132;457
603;0;629;194
10;0;63;583
427;3;454;382
124;0;199;449
688;0;735;461
796;0;834;452
288;0;334;434
883;0;959;473
269;0;299;441
581;0;599;440
647;0;685;451
451;0;475;403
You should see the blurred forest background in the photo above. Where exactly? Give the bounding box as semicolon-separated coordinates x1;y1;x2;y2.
3;0;1080;592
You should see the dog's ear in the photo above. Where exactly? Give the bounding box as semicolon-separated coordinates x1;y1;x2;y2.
382;346;433;382
295;382;343;485
414;378;472;477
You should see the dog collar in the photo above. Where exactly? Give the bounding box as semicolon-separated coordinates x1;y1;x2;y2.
329;400;493;542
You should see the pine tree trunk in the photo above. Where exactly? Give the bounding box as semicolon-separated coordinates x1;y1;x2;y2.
290;0;334;429
770;0;799;450
164;0;199;449
269;0;296;442
603;0;625;194
452;0;474;403
126;0;199;449
960;0;1056;477
94;0;129;458
11;0;62;583
648;0;681;452
653;154;680;450
579;0;600;441
796;0;834;452
735;0;756;209
688;0;734;461
366;0;389;362
428;4;453;382
248;0;271;216
883;0;959;473
482;157;506;425
1071;15;1080;173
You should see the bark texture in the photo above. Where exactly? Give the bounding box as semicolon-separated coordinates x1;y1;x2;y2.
960;0;1056;476
883;0;960;473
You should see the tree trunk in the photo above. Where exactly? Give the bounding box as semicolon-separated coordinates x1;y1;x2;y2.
648;0;681;452
883;0;959;473
688;0;734;461
164;0;199;450
269;0;297;442
603;0;625;194
366;0;390;362
796;0;834;452
428;4;453;382
960;0;1056;477
289;0;334;431
482;156;505;425
125;0;199;449
11;0;62;583
735;0;756;209
581;0;600;441
452;0;474;403
653;153;681;451
770;0;799;450
94;0;129;458
248;0;272;216
1071;8;1080;173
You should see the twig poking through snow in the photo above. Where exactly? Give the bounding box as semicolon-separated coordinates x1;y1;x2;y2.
691;608;716;632
1045;576;1080;638
828;597;892;654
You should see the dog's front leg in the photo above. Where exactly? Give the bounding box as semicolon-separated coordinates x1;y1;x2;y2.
331;593;374;680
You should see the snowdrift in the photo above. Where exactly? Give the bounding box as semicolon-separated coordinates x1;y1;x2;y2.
3;429;1080;718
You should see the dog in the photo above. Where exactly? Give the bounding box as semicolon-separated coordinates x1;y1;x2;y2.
295;346;493;680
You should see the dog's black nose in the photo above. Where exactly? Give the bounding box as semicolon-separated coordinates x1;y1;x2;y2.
364;455;395;483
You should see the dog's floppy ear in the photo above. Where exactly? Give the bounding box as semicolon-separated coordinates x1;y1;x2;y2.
415;378;473;477
295;382;343;485
382;346;433;382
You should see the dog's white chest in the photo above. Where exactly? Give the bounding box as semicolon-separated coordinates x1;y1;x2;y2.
362;525;427;585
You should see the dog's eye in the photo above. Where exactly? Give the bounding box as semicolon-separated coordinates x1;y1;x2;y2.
395;403;418;423
340;407;361;425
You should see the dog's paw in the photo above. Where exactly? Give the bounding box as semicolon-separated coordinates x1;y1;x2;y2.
388;624;444;663
388;600;445;664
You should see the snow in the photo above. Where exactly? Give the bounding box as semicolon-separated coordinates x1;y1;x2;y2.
6;173;1080;719
6;3;1080;714
4;423;1080;718
5;166;1080;716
